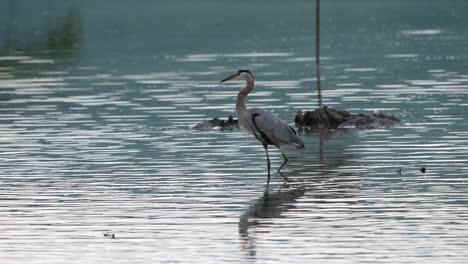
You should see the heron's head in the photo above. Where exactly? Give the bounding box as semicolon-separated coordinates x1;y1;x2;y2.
220;70;254;83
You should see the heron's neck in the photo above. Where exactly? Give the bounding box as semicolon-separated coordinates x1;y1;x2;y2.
236;77;254;115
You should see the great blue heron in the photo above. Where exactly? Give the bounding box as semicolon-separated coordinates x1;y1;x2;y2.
220;70;305;179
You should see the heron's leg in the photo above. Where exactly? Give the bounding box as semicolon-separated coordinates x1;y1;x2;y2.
277;148;289;172
278;171;289;182
263;144;271;186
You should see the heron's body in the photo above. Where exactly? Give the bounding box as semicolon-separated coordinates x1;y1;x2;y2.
220;70;304;178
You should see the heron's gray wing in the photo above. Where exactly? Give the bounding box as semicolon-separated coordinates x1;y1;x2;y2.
249;108;301;147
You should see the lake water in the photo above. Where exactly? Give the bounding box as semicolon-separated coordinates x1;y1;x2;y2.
1;0;468;263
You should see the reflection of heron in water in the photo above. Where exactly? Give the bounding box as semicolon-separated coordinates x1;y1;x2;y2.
220;70;305;182
238;149;361;258
239;184;306;256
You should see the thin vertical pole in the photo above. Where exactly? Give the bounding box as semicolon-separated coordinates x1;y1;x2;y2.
316;0;322;108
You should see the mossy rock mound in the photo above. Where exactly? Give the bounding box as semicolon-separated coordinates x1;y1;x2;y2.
192;116;239;131
295;106;400;129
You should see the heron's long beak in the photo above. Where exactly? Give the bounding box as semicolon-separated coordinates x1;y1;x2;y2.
219;73;238;83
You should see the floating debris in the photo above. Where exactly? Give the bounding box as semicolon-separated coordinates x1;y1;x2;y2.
295;106;400;129
192;115;239;131
193;107;399;132
104;232;115;239
420;167;426;173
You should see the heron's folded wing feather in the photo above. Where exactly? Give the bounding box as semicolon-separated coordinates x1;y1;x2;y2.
250;109;299;145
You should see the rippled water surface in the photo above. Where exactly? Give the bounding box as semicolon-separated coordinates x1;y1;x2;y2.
1;0;468;263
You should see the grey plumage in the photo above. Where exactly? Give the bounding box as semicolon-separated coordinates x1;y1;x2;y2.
220;70;305;179
245;108;304;149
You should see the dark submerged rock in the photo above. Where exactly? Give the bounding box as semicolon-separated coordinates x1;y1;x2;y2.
192;115;239;131
295;106;400;129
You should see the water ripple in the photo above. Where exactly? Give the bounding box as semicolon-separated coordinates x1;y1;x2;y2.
1;11;468;264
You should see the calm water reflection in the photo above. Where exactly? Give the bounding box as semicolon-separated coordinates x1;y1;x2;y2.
1;0;468;263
